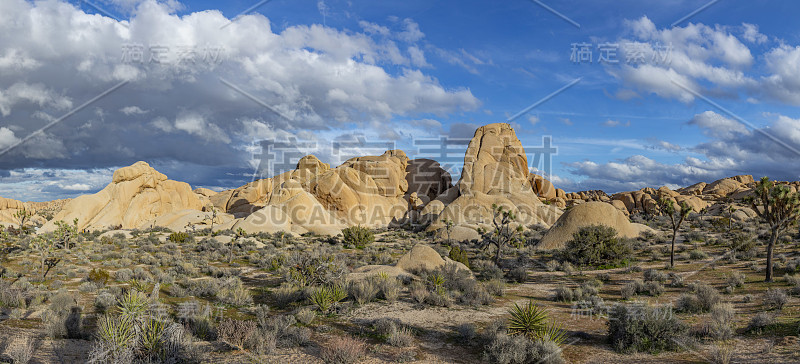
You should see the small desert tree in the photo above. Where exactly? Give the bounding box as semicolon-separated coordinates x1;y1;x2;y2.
205;205;218;234
31;235;60;278
13;208;32;233
442;218;454;244
658;198;692;267
745;177;800;282
478;204;524;264
54;218;79;251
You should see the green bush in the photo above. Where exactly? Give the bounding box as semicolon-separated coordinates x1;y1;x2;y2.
88;268;111;285
560;225;632;269
341;226;374;248
168;232;191;244
448;245;470;269
607;303;687;353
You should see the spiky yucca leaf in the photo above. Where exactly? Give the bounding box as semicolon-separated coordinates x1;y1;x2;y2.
507;300;549;339
118;290;150;321
97;314;137;349
540;321;567;345
139;318;167;359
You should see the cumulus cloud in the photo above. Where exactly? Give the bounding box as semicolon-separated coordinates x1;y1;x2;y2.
688;111;749;139
0;0;479;198
611;16;800;106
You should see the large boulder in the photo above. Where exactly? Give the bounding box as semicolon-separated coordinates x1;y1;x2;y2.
405;159;453;202
41;162;203;232
702;175;754;198
395;244;446;272
229;206;294;235
144;209;235;231
267;179;345;236
538;202;654;250
308;150;409;227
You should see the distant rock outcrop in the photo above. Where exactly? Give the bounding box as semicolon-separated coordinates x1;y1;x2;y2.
40;161;203;231
538;202;655;250
0;197;28;227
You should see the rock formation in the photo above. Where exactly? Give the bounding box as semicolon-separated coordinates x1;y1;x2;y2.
428;123;562;238
538;202;655;250
40;161;203;232
0;197;29;227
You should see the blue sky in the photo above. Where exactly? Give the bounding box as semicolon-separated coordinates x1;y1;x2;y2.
1;0;800;201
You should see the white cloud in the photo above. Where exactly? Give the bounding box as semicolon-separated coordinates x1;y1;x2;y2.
62;183;92;191
688;111;749;139
0;127;20;150
120;106;148;115
528;115;539;126
0;0;478;180
742;23;767;44
602;119;630;127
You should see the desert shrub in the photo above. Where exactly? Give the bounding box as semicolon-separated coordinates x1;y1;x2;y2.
703;303;735;340
244;327;277;355
216;277;252;306
217;318;257;348
285;252;346;287
410;282;427;304
485;279;506;297
377;276;401;302
483;333;565;364
320;335;365;364
475;260;504;281
621;279;661;299
746;312;775;333
726;272;746;289
688;249;709;260
457;280;494;306
668;272;685;287
94;291;117;313
544;260;559;272
90;316;199;364
709;341;734;364
341;226;374;248
349;278;379;305
43;292;81;339
5;336;34;364
168;232;192;244
88;268;111;285
643;269;667;283
455;323;477;343
507;267;527;283
114;268;133;282
607;303;687;353
273;284;302;308
295;307;316;325
387;325;414;347
560;225;632;269
448;245;470;268
763;288;788;310
676;283;720;313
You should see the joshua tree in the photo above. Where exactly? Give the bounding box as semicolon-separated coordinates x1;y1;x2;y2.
31;235;60;278
478;204;524;264
205;205;218;234
658;198;692;267
230;227;247;263
54;218;79;251
13;208;32;233
442;218;454;244
745;177;800;282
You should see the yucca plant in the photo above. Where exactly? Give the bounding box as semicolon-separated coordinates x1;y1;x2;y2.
309;286;334;312
117;290;150;321
507;300;566;344
139;318;167;359
96;314;137;349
